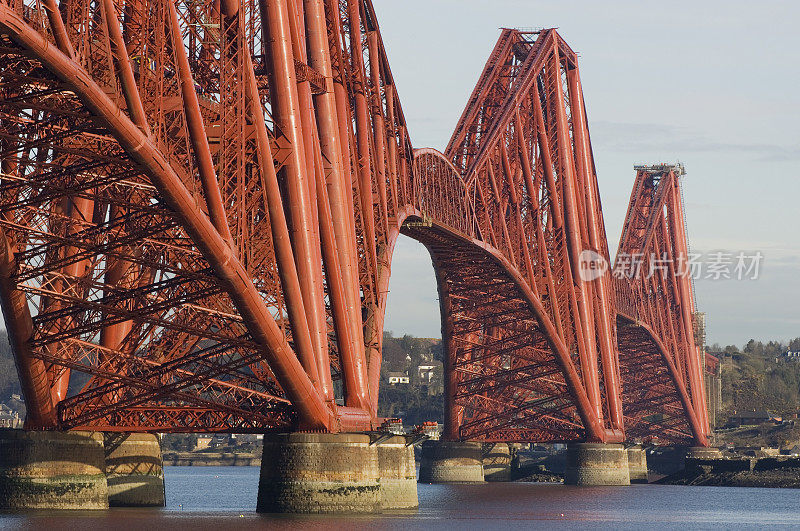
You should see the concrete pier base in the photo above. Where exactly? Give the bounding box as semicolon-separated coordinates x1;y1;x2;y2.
626;446;648;483
418;441;484;483
377;435;418;510
257;433;380;514
0;428;108;511
103;433;165;507
482;443;511;482
565;443;631;486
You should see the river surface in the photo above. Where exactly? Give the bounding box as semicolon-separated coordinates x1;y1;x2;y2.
1;466;799;529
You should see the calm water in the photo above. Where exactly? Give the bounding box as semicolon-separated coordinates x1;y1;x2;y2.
1;466;799;529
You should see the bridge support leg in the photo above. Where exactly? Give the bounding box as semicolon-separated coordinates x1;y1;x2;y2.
257;433;380;514
482;443;511;482
377;435;418;510
418;441;484;483
0;428;108;510
565;443;630;486
103;433;165;507
626;445;648;484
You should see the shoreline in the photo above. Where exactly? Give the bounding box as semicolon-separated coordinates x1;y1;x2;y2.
657;456;800;488
162;451;261;466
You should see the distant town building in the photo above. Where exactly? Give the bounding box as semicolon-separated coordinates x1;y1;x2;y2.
417;365;436;383
780;351;800;362
726;410;777;428
0;404;21;428
387;372;410;385
195;434;214;451
229;434;261;449
192;433;258;451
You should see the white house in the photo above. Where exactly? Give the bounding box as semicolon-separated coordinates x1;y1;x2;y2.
387;372;410;385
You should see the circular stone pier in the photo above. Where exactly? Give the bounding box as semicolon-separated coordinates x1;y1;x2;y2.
626;445;649;483
257;433;381;513
564;443;631;486
103;432;166;507
0;428;108;510
418;440;485;483
377;435;418;509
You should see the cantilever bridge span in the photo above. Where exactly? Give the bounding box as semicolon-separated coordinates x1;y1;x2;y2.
0;0;708;446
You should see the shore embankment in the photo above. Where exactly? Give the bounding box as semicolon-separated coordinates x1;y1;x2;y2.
657;456;800;488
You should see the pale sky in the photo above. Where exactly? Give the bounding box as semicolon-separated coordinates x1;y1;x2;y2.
377;0;800;346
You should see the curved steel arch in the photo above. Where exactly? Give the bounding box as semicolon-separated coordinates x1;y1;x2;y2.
617;313;705;445
376;148;608;442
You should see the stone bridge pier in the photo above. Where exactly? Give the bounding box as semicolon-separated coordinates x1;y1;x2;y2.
417;440;635;486
418;441;485;483
103;433;166;507
565;443;631;486
0;428;165;511
256;432;418;514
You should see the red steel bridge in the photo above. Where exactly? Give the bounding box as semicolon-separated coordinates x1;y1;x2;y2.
0;0;709;446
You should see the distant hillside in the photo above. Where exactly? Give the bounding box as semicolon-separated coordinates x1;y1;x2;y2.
381;332;442;373
377;332;444;425
718;422;800;450
713;338;800;420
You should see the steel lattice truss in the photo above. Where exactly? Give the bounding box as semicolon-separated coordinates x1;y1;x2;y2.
613;165;709;445
0;0;707;445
